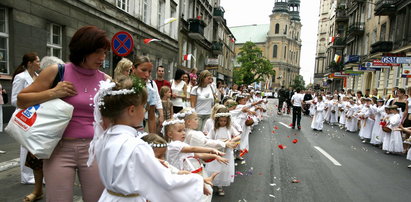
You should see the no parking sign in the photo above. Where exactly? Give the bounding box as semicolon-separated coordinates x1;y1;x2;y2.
111;31;134;56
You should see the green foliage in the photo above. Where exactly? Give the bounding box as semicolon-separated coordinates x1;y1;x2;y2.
291;75;305;90
234;41;275;85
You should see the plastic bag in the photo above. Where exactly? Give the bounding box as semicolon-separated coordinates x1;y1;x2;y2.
5;99;74;159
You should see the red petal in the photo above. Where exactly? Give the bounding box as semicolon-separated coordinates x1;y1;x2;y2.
287;136;290;138
278;144;286;149
291;179;301;183
292;139;298;144
274;126;279;130
289;123;293;127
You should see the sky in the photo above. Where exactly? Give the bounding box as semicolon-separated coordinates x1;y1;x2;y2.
221;0;320;84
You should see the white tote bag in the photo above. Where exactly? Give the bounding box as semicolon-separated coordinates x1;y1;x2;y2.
5;99;74;159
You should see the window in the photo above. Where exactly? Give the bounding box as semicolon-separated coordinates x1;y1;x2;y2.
395;66;401;86
170;6;177;38
116;0;129;12
376;71;381;88
275;24;280;34
284;46;287;59
364;33;369;55
367;3;372;19
284;25;287;35
143;0;151;24
47;23;62;59
380;23;386;41
0;7;9;74
158;0;165;31
273;45;277;58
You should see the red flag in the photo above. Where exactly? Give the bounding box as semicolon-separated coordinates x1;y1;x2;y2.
183;54;196;61
143;38;160;44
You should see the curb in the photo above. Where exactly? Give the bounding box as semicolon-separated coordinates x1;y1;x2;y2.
0;158;19;172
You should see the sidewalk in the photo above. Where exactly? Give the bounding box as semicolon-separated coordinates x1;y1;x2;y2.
0;130;20;172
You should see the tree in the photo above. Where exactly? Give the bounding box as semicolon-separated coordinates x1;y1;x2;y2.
234;41;275;85
291;75;305;90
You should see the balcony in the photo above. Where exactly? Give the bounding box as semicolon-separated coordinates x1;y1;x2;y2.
335;7;348;22
347;22;365;38
188;19;207;40
370;41;393;54
331;37;346;48
374;0;398;16
213;7;225;23
212;41;223;55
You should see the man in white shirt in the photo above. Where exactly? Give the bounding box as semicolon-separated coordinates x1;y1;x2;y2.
291;88;304;130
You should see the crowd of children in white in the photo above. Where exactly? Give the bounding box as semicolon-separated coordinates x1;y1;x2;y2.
89;76;269;201
306;88;411;169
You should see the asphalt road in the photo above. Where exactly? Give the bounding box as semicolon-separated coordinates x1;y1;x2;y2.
1;99;411;202
212;99;411;202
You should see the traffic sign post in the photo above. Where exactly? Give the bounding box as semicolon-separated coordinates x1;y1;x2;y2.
111;31;134;57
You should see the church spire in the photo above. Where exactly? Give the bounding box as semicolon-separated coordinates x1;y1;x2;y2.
272;0;289;13
288;0;300;21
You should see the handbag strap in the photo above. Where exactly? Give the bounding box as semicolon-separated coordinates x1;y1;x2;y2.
51;64;65;88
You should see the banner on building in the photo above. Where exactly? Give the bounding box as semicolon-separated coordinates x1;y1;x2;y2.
382;57;411;64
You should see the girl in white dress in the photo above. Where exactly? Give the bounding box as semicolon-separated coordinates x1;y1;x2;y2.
358;98;374;143
329;95;339;125
90;78;206;202
370;99;385;145
164;119;228;171
338;96;349;128
205;107;241;196
311;96;325;131
324;95;332;124
382;106;404;154
177;108;238;150
397;126;411;168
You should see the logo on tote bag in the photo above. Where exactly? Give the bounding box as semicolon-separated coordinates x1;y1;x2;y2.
13;104;40;131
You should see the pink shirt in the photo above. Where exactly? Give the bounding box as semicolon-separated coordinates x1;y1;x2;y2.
62;63;105;139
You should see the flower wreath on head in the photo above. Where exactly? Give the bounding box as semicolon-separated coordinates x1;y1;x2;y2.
96;76;145;108
173;108;196;119
150;143;168;148
214;112;231;118
161;119;185;135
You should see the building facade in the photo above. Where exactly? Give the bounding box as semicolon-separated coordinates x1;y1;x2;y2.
314;0;411;96
0;0;236;121
178;0;235;84
231;0;302;89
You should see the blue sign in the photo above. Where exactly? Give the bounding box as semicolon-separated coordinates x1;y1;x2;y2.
382;57;411;64
344;55;360;64
111;31;134;57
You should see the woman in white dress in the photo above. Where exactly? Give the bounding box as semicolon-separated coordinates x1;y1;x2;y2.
171;69;187;114
11;53;41;186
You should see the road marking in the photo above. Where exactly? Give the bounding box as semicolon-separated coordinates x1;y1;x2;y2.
279;122;291;129
314;146;342;166
0;158;20;172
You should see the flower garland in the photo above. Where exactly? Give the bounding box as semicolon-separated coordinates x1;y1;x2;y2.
214;112;231;118
173;108;196;119
150;143;168;148
161;119;185;134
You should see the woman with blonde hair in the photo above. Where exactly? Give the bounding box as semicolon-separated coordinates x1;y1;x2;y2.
190;70;215;130
114;58;133;80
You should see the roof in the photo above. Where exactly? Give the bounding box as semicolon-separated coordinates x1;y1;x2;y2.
229;24;269;44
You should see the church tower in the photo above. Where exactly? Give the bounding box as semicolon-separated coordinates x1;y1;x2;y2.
266;0;302;88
